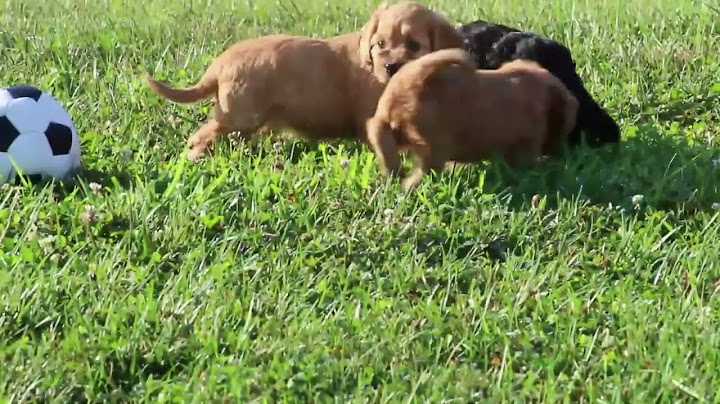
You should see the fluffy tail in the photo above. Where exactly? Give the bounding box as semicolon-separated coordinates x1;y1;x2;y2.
144;70;217;104
405;48;476;83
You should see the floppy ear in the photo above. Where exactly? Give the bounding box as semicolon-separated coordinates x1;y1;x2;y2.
428;12;464;51
359;4;387;68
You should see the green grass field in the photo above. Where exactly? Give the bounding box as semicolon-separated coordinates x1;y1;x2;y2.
2;0;720;401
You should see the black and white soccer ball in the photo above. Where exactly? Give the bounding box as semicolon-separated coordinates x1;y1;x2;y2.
0;85;81;184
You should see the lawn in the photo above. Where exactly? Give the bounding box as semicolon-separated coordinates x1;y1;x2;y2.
1;0;720;401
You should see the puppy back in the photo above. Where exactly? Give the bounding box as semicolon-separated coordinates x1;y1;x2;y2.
403;48;475;83
497;59;577;152
544;77;579;153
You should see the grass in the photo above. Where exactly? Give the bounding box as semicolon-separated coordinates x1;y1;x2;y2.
1;0;720;401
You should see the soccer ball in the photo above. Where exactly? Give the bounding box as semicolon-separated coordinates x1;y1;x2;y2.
0;85;81;184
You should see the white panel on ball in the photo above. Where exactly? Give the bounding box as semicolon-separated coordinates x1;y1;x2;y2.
6;131;55;176
6;98;49;133
37;93;75;129
0;90;12;116
46;154;75;180
71;130;81;159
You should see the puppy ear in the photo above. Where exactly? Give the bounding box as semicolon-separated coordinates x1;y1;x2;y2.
428;12;464;51
359;4;387;68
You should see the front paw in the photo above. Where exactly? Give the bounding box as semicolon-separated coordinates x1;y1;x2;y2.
186;133;202;149
186;146;207;162
401;173;422;191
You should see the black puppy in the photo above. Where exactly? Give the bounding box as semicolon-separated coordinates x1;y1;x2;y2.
457;20;620;148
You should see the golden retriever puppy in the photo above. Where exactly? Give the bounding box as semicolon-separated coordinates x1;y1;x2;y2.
144;1;463;161
366;48;579;190
359;1;463;83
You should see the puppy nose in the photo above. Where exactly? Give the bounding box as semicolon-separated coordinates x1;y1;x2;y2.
385;63;402;76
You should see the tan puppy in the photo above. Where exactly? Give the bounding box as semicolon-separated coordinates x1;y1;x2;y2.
366;48;579;190
359;1;463;83
144;2;463;161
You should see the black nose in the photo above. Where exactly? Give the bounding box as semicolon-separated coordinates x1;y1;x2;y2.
385;63;402;76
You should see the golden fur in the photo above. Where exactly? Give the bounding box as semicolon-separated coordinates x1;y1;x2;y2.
366;48;579;189
359;2;464;83
144;1;463;161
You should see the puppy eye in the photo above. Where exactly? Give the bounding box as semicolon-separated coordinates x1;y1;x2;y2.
376;39;385;49
406;38;420;52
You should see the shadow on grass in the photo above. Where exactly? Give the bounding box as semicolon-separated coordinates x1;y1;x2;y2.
36;166;134;200
4;166;133;201
72;166;133;190
221;130;359;167
262;123;719;216
626;91;720;127
444;125;719;215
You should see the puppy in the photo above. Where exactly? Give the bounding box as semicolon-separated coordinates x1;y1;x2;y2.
144;1;463;161
359;2;464;83
366;48;579;190
457;20;620;148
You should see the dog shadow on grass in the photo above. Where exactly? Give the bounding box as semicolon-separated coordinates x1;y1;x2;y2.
231;130;335;167
235;122;719;216
74;166;133;189
446;124;719;215
337;126;719;270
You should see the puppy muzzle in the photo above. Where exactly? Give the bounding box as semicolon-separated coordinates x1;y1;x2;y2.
385;63;403;77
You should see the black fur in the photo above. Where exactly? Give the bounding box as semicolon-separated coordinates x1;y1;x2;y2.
457;20;620;147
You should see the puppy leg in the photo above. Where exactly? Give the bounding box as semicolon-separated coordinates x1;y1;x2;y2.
187;82;265;160
503;136;543;165
366;117;402;177
186;120;230;161
402;131;446;190
402;162;426;190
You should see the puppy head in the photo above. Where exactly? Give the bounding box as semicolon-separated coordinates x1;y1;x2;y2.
359;1;464;83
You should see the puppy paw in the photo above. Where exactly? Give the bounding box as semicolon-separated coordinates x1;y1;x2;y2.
186;134;202;149
401;175;422;191
185;134;210;162
186;146;206;162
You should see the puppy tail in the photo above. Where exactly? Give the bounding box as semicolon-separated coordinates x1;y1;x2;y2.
408;48;476;83
144;70;217;104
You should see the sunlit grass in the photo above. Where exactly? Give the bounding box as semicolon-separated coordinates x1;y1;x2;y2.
1;0;720;401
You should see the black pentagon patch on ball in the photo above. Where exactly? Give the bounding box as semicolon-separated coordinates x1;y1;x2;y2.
45;122;73;155
0;115;20;152
6;85;43;101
